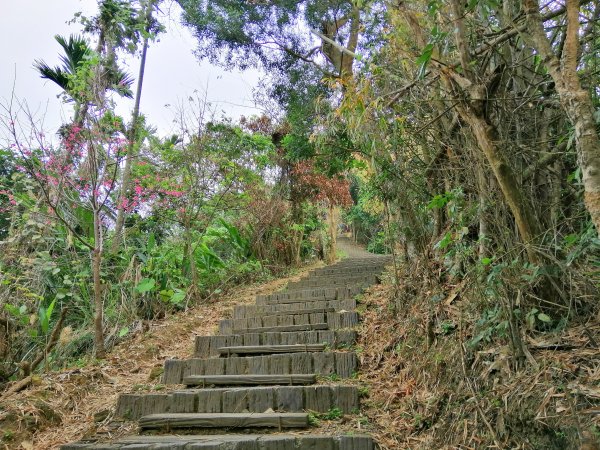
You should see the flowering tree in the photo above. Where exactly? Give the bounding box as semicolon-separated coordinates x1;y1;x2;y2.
0;0;147;358
2;103;128;358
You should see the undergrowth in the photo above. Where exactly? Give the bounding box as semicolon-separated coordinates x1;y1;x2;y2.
359;256;600;449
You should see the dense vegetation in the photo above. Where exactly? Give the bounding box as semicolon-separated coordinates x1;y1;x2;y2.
1;0;599;447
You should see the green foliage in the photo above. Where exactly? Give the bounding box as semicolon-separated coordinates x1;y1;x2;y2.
308;407;344;426
34;34;133;103
469;307;508;348
135;278;155;294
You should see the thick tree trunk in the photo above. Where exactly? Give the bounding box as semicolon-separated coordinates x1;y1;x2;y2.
320;6;360;80
523;0;600;237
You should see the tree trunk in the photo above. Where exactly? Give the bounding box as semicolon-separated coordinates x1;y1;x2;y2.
183;215;199;288
290;193;303;266
326;204;339;264
439;0;543;262
460;106;542;263
476;163;489;258
112;0;155;252
92;207;105;358
523;0;600;237
320;6;360;80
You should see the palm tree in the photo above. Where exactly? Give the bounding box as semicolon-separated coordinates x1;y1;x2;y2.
34;34;134;124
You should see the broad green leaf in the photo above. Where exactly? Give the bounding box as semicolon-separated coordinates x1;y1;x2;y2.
537;313;552;323
171;290;186;304
135;278;156;293
434;232;453;250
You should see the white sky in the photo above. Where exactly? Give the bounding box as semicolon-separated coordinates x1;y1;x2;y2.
0;0;263;137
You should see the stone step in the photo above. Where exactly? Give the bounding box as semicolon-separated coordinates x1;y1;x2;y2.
183;374;316;386
255;286;363;304
163;352;357;384
218;344;326;356
233;299;355;319
307;270;384;279
310;265;387;276
62;434;375;449
116;385;359;419
237;306;336;319
226;323;330;335
285;275;377;290
138;412;309;429
219;311;358;334
315;259;388;266
194;330;357;357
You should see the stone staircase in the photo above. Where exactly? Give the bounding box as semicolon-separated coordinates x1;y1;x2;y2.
62;244;389;450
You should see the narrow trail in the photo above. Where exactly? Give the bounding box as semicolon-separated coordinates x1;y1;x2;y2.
337;236;375;259
60;238;390;449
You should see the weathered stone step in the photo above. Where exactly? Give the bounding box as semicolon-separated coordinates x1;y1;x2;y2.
327;257;389;263
62;434;375;449
285;275;378;290
228;323;329;334
309;263;387;274
310;265;387;276
116;385;359;419
163;352;357;384
219;311;358;334
240;306;336;318
233;299;356;319
138;412;309;429
256;286;363;304
218;344;326;355
306;270;384;279
183;374;316;386
195;330;357;357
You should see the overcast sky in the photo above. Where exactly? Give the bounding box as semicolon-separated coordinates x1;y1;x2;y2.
0;0;263;137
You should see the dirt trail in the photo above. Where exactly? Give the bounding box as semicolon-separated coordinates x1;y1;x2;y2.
337;235;374;259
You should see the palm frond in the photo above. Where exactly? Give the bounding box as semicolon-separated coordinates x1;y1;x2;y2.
108;67;135;99
55;35;92;73
33;34;92;94
33;60;71;91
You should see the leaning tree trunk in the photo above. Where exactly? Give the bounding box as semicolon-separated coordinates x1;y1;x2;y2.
523;0;600;237
433;0;544;263
460;106;542;264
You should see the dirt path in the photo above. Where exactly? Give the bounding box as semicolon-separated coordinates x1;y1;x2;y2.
337;235;374;259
